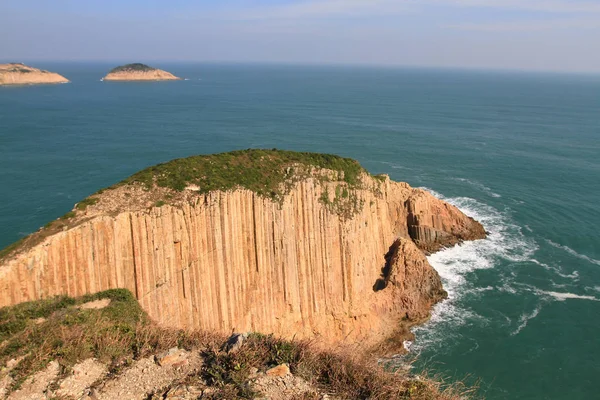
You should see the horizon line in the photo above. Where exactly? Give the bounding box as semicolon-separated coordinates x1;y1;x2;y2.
2;59;600;77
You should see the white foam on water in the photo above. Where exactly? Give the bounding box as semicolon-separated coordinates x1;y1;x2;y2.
411;189;537;351
498;283;517;294
530;259;579;280
545;239;600;266
511;306;542;336
453;177;502;198
376;161;412;171
470;286;494;293
538;291;600;302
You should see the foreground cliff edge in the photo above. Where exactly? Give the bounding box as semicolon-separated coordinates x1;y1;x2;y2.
0;150;485;352
0;63;69;85
102;63;180;81
0;289;478;399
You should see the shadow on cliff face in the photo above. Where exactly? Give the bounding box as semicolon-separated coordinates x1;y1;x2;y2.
373;241;401;292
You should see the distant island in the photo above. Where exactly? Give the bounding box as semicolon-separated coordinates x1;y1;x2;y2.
102;63;180;81
0;63;69;86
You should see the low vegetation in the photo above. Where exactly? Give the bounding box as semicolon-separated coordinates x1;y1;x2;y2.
9;67;32;73
109;63;157;73
0;289;215;390
0;290;476;399
118;148;367;200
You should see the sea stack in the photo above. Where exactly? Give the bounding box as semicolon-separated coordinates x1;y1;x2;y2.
102;63;180;81
0;63;69;85
0;150;485;349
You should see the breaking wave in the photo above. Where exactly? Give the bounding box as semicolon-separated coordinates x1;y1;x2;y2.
411;188;537;351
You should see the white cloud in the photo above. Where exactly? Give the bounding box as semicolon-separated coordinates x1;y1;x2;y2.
222;0;600;21
441;0;600;14
218;0;412;20
447;17;600;31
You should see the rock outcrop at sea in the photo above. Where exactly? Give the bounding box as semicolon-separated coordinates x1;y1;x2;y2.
102;63;180;81
0;63;69;85
0;150;485;348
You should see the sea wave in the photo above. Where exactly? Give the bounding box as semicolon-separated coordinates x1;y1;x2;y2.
411;189;537;351
530;259;579;280
537;290;600;302
452;177;502;198
511;306;542;336
545;239;600;266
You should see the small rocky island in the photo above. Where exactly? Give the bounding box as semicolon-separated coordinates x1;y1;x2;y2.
0;63;69;85
102;63;180;81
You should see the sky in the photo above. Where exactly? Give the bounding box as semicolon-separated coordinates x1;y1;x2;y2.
1;0;600;73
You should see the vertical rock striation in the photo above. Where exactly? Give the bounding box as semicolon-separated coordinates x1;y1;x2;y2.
0;155;485;347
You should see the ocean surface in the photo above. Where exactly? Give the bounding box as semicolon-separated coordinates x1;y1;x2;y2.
1;63;599;399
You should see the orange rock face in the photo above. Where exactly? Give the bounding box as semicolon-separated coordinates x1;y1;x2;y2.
0;63;69;85
103;69;180;81
0;173;485;347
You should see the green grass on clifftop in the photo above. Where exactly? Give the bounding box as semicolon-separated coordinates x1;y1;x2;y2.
118;149;367;199
0;149;372;263
108;63;157;73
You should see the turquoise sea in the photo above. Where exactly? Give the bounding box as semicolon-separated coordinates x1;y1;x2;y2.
1;63;599;399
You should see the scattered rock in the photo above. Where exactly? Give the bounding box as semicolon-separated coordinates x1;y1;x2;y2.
78;298;111;310
34;317;46;325
5;357;21;370
92;351;203;400
54;358;107;399
265;364;290;377
253;372;318;400
163;384;204;399
8;360;60;400
0;374;14;399
248;366;259;378
156;348;189;367
224;333;248;353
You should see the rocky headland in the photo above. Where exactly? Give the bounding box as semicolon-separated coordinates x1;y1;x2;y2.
102;63;180;81
0;149;485;352
0;63;69;85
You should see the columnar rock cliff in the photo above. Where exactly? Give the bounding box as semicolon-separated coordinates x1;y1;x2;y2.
0;63;69;85
0;150;485;347
103;63;180;81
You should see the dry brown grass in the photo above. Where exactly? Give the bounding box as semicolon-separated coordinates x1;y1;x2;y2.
0;290;478;399
198;333;478;400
